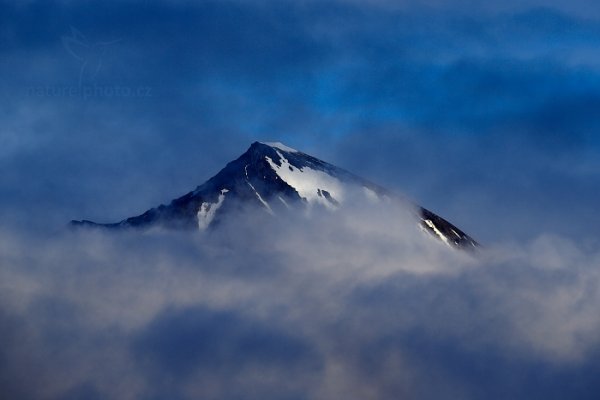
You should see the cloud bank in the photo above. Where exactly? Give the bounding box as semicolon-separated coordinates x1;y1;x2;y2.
2;203;600;399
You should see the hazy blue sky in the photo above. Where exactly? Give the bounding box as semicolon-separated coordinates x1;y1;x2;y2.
2;1;600;399
1;0;599;242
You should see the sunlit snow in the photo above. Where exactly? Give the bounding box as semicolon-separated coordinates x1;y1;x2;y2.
423;219;451;246
265;150;344;209
197;189;229;230
363;187;380;203
261;141;298;153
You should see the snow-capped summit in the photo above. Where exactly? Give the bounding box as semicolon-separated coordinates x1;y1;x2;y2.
259;141;299;153
71;141;478;249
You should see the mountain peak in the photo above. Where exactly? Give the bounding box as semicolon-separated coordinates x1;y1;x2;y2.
256;141;299;153
71;141;478;250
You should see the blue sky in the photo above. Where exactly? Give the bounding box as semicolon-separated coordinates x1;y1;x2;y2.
1;0;600;242
2;1;600;398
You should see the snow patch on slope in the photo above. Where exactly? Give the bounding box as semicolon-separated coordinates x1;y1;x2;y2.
265;151;344;209
261;142;298;153
363;187;380;203
423;219;451;247
245;165;274;215
197;189;228;230
278;196;291;209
